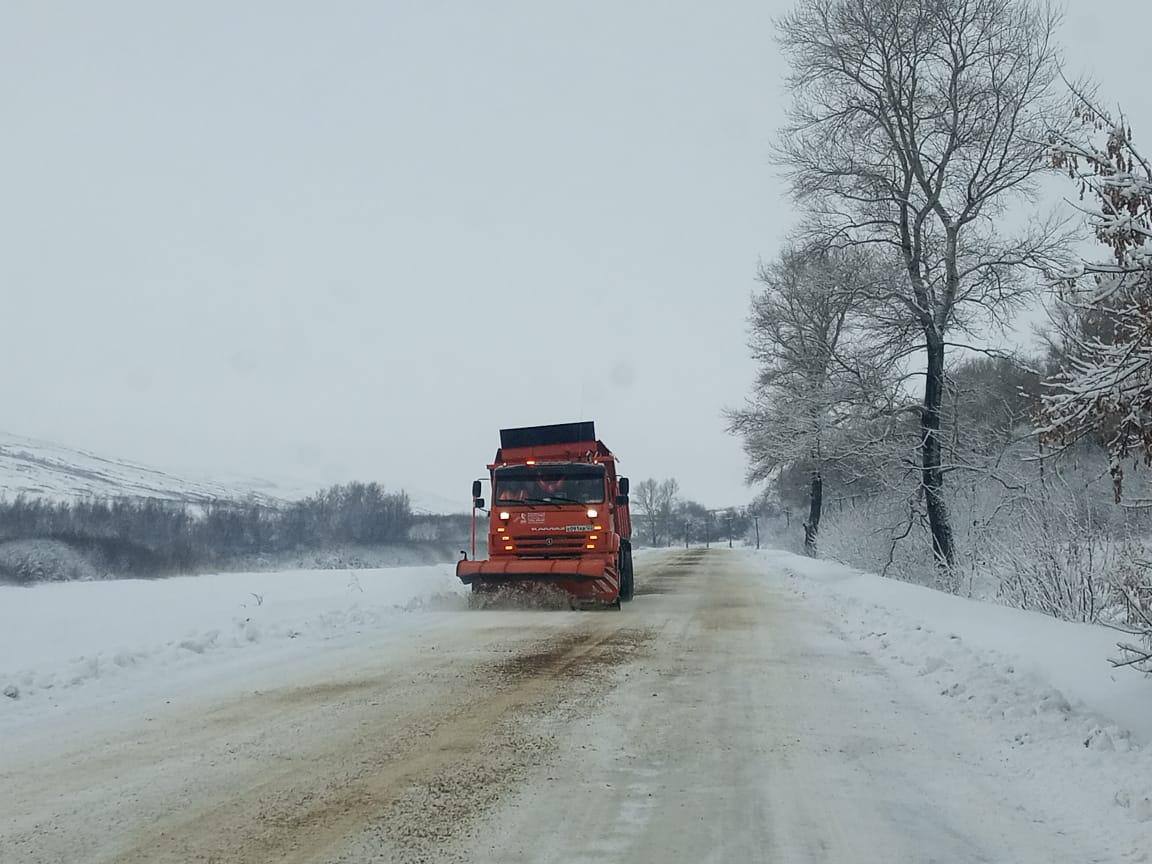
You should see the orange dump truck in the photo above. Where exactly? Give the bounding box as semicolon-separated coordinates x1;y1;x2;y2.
457;422;634;608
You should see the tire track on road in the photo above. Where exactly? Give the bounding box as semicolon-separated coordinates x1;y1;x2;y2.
108;620;654;864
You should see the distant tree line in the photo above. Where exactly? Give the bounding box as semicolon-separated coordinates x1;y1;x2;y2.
631;477;753;548
0;482;423;584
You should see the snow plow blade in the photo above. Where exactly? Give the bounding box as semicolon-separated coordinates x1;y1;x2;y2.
457;555;620;606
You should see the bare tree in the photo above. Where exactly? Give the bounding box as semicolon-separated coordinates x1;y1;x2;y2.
728;245;898;556
776;0;1075;569
632;477;680;546
633;479;662;546
656;478;680;546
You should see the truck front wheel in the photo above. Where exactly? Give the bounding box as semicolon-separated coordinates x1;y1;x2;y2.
619;540;634;602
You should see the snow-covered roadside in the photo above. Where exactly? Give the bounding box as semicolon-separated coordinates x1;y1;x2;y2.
751;547;1152;835
0;566;468;718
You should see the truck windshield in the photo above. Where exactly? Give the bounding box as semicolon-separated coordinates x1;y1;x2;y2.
494;465;605;504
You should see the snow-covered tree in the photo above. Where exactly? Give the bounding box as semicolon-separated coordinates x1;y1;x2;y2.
1041;93;1152;671
727;245;899;555
775;0;1075;569
1041;97;1152;500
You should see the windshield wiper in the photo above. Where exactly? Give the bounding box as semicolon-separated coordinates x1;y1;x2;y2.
495;499;537;509
530;495;589;506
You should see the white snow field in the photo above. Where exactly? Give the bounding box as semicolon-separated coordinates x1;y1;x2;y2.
0;565;469;724
1;548;1149;863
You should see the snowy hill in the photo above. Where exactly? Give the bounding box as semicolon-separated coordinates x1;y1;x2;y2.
406;489;468;515
0;432;281;506
0;432;465;513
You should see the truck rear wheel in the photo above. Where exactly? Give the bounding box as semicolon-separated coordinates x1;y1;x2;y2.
619;541;634;602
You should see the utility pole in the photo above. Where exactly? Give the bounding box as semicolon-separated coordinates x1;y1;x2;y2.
684;521;689;549
704;512;710;548
727;511;733;548
753;514;760;550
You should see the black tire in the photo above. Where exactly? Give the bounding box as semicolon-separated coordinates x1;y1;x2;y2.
619;540;635;602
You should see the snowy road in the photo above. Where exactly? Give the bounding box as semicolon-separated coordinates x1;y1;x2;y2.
1;549;1131;862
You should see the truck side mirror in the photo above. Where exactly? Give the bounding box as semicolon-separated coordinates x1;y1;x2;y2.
616;494;629;506
472;480;482;498
474;497;486;509
618;477;629;495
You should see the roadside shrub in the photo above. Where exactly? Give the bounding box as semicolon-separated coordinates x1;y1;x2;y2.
989;502;1134;623
0;540;99;585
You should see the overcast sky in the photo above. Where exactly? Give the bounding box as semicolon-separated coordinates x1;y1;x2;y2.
1;2;1147;509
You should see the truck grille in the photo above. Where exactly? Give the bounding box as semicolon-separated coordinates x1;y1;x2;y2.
513;537;587;556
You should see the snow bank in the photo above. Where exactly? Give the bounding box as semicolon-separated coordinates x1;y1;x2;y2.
751;548;1152;832
0;565;468;709
754;549;1151;739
